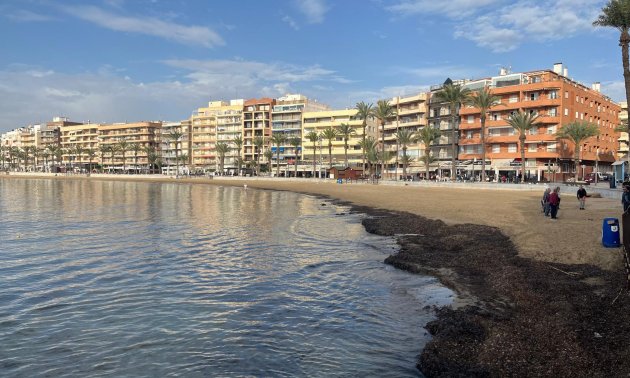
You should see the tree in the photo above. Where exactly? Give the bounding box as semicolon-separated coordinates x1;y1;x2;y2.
98;145;110;173
166;130;183;177
395;129;418;178
321;127;337;171
215;142;230;175
555;121;600;181
85;148;97;176
355;101;374;174
337;123;356;168
46;145;58;171
117;139;130;174
360;136;379;177
434;83;472;181
374;99;397;179
143;145;156;173
54;147;63;171
130;143;142;174
233;135;244;175
507;111;540;183
594;0;630;135
253;136;265;176
41;148;50;172
289;137;301;178
109;145;119;173
20;147;29;171
9;146;19;170
417;126;442;180
72;145;84;172
263;149;274;175
306;130;320;178
465;87;502;182
271;133;287;177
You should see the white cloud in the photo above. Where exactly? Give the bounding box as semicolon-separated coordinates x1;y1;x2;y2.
282;15;300;30
0;60;353;132
387;0;499;19
601;81;628;103
60;5;224;48
403;64;485;80
295;0;329;24
6;9;53;22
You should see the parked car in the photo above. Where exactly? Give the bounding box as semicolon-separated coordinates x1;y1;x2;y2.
584;172;608;183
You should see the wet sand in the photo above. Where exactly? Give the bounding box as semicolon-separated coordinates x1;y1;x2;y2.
4;174;630;376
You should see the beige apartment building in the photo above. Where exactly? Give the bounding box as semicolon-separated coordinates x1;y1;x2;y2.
60;122;99;168
271;94;329;176
618;101;628;159
382;93;429;178
243;98;275;167
98;121;162;172
302;108;375;177
162;120;191;172
211;100;244;173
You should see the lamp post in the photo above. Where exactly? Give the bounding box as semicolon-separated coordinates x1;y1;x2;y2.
318;137;322;179
472;158;476;182
595;148;600;185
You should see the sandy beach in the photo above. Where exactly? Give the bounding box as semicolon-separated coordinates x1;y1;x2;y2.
3;173;630;376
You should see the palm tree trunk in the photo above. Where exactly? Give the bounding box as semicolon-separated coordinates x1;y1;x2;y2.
312;143;316;178
622;29;630;135
344;142;348;168
402;147;407;177
328;144;332;171
362;123;366;175
480;115;487;182
574;151;580;181
381;121;385;178
520;135;526;184
425;147;430;179
451;108;457;181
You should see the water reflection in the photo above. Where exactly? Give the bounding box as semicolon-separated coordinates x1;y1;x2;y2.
0;178;452;377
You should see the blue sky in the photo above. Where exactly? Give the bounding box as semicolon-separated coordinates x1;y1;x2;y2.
0;0;625;132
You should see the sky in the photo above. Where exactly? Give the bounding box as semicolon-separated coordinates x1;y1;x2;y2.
0;0;626;133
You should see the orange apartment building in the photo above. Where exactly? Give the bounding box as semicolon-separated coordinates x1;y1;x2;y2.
458;63;620;182
98;121;162;171
243;98;275;166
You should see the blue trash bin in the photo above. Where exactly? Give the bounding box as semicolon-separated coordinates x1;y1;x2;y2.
602;218;621;248
337;178;343;184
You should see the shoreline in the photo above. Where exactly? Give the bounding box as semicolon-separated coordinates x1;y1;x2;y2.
3;173;630;375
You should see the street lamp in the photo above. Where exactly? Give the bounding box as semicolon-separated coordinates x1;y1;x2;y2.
595;148;600;185
318;136;322;179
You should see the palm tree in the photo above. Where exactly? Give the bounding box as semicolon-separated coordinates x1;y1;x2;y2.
466;87;502;182
85;148;96;176
215;142;230;175
289;137;301;178
41;149;50;172
395;129;417;178
46;145;58;171
130;143;142;174
72;145;84;173
109;145;119;173
117;139;130;174
271;133;288;177
263;149;273;175
360;136;379;177
9;146;19;170
555;121;600;181
143;145;156;173
0;145;4;170
98;145;110;173
374;99;397;179
417;126;442;180
306;131;319;178
253;136;265;176
54;147;63;171
21;147;29;171
507;111;540;183
434;83;472;181
166;130;184;177
337;123;356;168
321;127;337;171
594;1;630;134
233;135;244;175
355;101;374;174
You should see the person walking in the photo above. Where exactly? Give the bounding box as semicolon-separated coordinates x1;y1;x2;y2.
549;187;561;219
577;185;587;210
542;187;551;216
622;185;630;213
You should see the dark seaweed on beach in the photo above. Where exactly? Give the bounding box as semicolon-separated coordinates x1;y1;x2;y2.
359;208;630;377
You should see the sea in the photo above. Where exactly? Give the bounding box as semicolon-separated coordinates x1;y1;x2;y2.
0;178;453;377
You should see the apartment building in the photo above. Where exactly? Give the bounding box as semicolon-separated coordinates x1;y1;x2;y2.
243;98;275;167
618;101;628;159
302;108;375;177
383;93;429;177
98;121;162;171
270;94;329;176
458;63;620;181
213;100;243;173
60;122;99;168
162;120;191;172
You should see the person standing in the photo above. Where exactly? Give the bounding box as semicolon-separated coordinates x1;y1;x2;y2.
622;185;630;213
549;187;561;219
542;188;551;216
577;185;587;210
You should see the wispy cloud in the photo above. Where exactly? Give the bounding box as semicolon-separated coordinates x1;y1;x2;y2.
60;5;224;48
6;9;54;22
386;0;499;19
295;0;329;24
387;0;601;52
282;15;299;30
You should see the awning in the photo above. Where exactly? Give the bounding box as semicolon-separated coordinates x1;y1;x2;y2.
612;160;626;166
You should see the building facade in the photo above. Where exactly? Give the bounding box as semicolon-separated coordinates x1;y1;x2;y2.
243;98;275;168
98;121;162;171
458;63;620;181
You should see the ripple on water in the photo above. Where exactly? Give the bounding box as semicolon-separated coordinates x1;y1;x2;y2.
0;179;453;377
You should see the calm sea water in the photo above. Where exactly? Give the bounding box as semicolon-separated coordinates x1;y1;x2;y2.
0;178;453;377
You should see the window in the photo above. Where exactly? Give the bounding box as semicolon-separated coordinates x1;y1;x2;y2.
565;91;569;98
529;92;539;101
509;95;518;103
467;115;474;124
508;144;517;153
529;126;538;135
492;113;501;121
575;111;579;118
576;95;579;102
549;108;558;117
548;90;558;99
492;144;500;153
547;143;557;152
528;144;537;152
564;108;569;116
466;131;473;139
547;125;557;134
